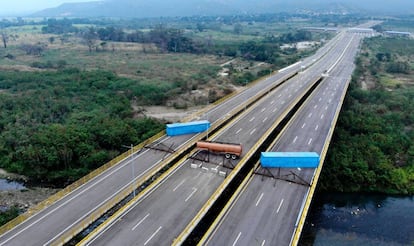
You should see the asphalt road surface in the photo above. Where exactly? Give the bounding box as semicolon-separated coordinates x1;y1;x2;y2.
204;32;366;246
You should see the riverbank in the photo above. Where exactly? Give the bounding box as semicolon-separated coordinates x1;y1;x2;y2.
0;169;59;225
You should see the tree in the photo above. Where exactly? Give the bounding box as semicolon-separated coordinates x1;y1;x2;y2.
48;36;55;44
82;27;98;53
1;31;8;48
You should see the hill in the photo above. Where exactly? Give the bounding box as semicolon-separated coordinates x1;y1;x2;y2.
32;0;414;18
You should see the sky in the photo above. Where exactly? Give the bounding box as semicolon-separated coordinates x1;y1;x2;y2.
0;0;99;15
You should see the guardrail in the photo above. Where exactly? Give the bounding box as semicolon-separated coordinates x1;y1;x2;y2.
173;76;320;245
180;70;279;124
0;131;164;236
290;78;351;246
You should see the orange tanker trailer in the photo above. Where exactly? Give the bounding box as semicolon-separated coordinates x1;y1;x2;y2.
196;141;242;160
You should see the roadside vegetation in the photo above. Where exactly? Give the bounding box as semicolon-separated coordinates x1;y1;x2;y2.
320;36;414;195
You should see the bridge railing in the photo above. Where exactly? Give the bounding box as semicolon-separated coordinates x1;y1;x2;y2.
0;131;165;236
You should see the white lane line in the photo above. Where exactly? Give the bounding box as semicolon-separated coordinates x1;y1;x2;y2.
277;199;284;213
250;129;256;135
321;114;324;119
232;232;242;246
249;117;255;122
273;108;277;113
314;105;318;109
315;125;319;131
144;226;162;245
319;98;322;102
295;89;298;92
308;138;313;145
301;123;306;129
308;113;313;118
293;136;298;144
173;179;186;192
185;188;198;202
261;108;266;112
281;101;285;105
325;106;329;110
270;100;275;105
288;94;292;98
278;94;282;98
261;240;266;246
236;128;242;134
329;99;332;103
192;172;201;180
255;193;264;206
263;117;268;123
131;213;150;231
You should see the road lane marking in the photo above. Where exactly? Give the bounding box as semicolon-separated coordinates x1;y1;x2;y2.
232;232;242;246
261;240;266;246
270;100;275;104
278;94;281;98
20;138;172;246
321;114;324;119
319;97;322;102
144;226;162;245
249;117;255;122
132;213;150;231
308;138;313;145
325;106;329;110
185;188;198;202
329;99;332;103
315;125;319;131
277;199;284;213
192;172;201;180
288;94;292;98
261;108;266;112
255;193;264;206
293;136;298;144
281;101;285;105
308;113;312;118
173;179;186;192
314;105;318;109
273;108;277;113
263;117;268;123
236;128;242;134
301;123;306;129
250;129;256;135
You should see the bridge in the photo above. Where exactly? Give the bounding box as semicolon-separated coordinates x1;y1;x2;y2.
0;26;371;246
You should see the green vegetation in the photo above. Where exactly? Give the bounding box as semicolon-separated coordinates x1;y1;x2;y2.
320;37;414;195
0;69;164;186
0;207;19;226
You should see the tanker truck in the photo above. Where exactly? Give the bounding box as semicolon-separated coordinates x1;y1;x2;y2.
196;141;242;160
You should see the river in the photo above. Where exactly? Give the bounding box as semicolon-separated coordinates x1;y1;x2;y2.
300;193;414;246
0;178;25;191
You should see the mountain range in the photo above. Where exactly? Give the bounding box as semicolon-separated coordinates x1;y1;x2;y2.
32;0;414;18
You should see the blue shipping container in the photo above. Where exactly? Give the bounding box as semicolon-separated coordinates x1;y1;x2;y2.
260;152;320;168
166;120;211;136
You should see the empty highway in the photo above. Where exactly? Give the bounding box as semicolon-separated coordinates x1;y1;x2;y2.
203;32;365;246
